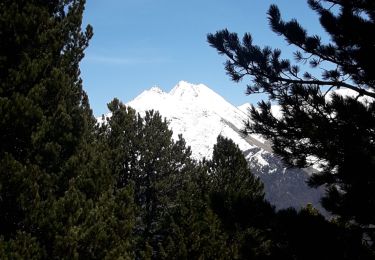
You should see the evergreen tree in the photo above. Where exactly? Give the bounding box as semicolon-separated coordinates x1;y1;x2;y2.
208;136;274;259
269;206;372;259
103;99;195;258
208;0;375;246
210;136;265;199
0;0;92;255
159;162;230;260
0;1;135;258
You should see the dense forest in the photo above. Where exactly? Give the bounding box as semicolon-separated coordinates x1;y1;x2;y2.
0;0;374;259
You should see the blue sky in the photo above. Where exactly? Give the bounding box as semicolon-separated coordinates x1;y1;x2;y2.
81;1;325;116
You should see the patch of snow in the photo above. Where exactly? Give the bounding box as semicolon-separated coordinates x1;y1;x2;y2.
237;103;251;115
271;105;283;119
253;151;269;167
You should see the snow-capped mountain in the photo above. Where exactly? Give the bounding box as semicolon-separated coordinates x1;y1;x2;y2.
126;81;323;211
128;81;265;159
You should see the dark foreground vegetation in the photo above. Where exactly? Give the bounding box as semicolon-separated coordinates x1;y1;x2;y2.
0;0;374;259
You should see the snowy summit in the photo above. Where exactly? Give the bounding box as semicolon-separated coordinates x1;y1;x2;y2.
128;81;262;159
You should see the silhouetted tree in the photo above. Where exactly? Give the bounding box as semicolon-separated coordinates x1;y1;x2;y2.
208;0;375;247
269;206;371;259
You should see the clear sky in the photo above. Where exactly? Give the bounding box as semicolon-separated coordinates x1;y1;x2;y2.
81;0;325;116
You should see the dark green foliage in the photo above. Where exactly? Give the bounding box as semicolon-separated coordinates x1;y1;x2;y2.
209;136;272;234
208;0;375;246
269;205;373;260
159;164;230;259
0;0;93;255
102;99;195;258
159;136;276;259
208;136;275;259
0;231;45;259
210;135;265;199
0;0;135;258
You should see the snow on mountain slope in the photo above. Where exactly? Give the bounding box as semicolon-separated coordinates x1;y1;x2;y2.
126;81;324;211
128;81;254;159
238;103;251;114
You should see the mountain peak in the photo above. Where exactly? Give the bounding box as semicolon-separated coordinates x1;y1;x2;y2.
174;80;199;89
149;86;164;94
169;81;211;99
128;80;255;159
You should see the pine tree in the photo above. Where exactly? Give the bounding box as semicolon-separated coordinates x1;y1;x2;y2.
269;206;372;259
103;99;196;258
0;0;93;255
159;163;230;260
207;136;274;259
208;0;375;246
210;136;264;199
0;1;136;258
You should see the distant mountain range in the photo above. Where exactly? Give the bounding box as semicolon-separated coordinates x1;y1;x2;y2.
121;81;325;212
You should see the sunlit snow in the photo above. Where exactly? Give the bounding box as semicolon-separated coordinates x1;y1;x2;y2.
127;81;258;159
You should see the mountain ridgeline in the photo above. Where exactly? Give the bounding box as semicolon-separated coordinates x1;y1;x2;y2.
124;81;324;211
